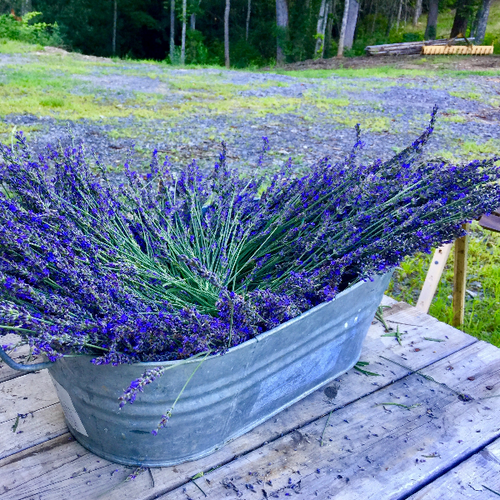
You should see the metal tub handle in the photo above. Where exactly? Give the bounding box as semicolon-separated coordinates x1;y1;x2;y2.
0;345;53;372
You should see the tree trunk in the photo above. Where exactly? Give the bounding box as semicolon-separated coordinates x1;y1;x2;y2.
474;0;492;44
371;0;378;32
170;0;175;62
112;0;117;56
21;0;31;16
246;0;251;41
276;0;289;65
396;0;403;31
337;0;350;57
181;0;187;65
314;0;328;57
190;1;201;31
324;0;335;58
385;2;394;37
413;0;422;26
343;0;358;50
425;0;439;40
224;0;230;68
301;0;312;60
450;0;474;38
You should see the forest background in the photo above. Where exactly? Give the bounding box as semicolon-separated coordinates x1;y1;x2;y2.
0;0;498;67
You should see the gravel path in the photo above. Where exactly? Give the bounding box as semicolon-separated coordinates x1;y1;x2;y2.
1;51;499;174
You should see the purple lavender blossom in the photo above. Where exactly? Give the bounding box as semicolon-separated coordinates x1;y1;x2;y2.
0;109;499;376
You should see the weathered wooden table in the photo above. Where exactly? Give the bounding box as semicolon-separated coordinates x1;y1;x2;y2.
1;297;500;499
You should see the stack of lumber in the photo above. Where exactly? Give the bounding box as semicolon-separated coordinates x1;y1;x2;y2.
365;37;475;56
422;44;493;55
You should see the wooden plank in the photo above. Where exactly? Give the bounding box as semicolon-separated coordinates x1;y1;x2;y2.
408;438;500;499
0;370;59;422
453;224;470;327
0;304;478;500
380;294;398;307
479;213;500;234
0;334;36;384
416;244;452;314
365;37;475;56
422;45;493;55
0;404;68;461
161;340;500;500
0;435;132;500
0;370;63;461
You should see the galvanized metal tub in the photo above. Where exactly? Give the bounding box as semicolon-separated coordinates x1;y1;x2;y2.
47;273;391;467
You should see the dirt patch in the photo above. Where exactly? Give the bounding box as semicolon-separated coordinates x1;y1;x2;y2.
35;46;113;63
277;54;500;72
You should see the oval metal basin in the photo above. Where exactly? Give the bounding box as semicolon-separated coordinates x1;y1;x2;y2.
48;273;392;466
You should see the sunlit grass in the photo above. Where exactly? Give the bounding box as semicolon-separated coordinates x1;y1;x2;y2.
434;139;500;162
272;63;500;80
0;122;42;142
0;38;42;53
449;91;482;101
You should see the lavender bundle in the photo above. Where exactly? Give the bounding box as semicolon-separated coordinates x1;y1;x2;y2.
1;109;500;368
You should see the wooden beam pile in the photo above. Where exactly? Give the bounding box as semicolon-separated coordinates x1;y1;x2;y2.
365;37;475;56
423;44;493;55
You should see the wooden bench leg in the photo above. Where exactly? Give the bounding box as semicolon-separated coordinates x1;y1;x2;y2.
416;243;453;314
452;224;470;327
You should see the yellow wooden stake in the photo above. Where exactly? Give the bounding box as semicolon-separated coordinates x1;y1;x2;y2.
452;223;470;327
416;243;452;314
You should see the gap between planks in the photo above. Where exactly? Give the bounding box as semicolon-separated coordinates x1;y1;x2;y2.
0;302;482;500
407;436;500;499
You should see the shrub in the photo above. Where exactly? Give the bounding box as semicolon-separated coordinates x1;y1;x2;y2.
0;11;62;47
185;29;210;65
483;33;500;54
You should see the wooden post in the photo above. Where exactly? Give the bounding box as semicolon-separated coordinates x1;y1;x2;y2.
416;243;452;314
452;224;470;327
